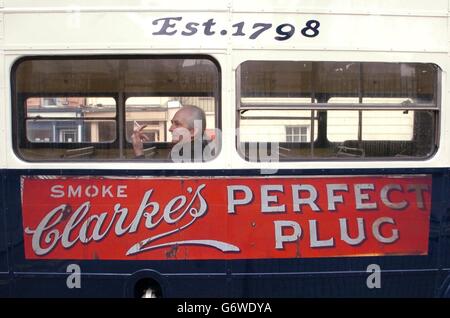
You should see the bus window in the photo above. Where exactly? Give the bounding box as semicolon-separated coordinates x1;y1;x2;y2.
13;56;220;161
237;61;439;161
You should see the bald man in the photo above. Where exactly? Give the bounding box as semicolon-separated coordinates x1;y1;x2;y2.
132;105;210;161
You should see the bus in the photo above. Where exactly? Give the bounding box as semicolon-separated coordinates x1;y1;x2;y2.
0;0;449;297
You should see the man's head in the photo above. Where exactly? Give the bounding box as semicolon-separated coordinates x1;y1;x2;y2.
169;105;206;144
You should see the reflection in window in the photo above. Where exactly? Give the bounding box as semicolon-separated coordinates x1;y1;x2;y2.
237;61;439;161
25;97;116;144
286;126;308;142
26;120;116;143
26;97;116;117
239;109;317;143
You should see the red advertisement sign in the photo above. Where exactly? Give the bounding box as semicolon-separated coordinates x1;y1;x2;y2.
21;175;432;260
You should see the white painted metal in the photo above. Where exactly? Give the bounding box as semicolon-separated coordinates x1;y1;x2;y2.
0;0;449;170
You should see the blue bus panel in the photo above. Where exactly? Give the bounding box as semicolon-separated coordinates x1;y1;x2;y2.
2;168;447;297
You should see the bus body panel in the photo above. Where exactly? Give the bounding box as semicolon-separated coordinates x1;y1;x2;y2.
0;172;9;296
4;168;444;297
2;0;450;297
437;171;450;297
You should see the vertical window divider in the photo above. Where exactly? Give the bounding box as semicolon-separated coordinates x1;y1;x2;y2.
118;60;126;159
118;92;125;159
434;65;441;149
310;62;316;158
235;65;244;159
358;63;363;148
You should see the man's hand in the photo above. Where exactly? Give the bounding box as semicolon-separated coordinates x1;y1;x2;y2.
131;122;150;157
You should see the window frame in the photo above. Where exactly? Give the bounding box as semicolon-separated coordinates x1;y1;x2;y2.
11;55;222;162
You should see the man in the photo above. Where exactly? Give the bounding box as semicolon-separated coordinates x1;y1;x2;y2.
132;105;211;161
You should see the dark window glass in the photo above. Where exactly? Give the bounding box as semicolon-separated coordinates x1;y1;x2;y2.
13;56;220;161
238;61;439;161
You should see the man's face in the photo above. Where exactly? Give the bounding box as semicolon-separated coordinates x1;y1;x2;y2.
169;108;193;144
